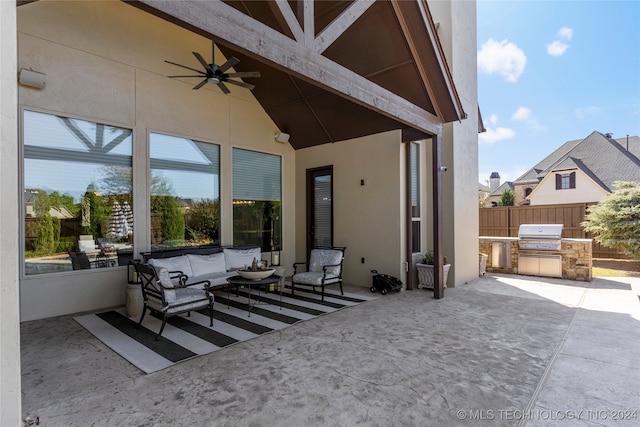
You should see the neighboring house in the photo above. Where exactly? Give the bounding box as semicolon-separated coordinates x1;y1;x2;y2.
486;180;515;207
2;1;479;420
513;131;640;205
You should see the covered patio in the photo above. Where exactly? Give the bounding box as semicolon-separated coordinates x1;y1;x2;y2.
21;273;640;426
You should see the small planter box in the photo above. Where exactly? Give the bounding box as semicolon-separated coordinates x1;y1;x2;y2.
416;263;451;289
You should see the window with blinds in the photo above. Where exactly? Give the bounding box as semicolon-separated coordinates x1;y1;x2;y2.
410;142;421;253
232;148;282;251
22;110;133;275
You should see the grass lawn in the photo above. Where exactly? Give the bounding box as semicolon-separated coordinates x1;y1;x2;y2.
592;258;640;278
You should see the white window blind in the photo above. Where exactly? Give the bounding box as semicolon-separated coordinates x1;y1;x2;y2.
232;148;281;201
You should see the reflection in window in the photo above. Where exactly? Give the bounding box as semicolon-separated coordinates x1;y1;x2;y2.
232;148;282;251
149;133;220;249
23;110;133;275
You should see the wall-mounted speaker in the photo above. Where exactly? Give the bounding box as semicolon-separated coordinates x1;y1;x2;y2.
275;131;290;143
19;68;46;89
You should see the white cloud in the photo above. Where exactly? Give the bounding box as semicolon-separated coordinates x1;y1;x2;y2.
477;38;527;82
558;27;573;40
547;27;573;56
489;113;499;125
547;40;569;56
511;107;531;121
479;126;515;144
575;106;603;119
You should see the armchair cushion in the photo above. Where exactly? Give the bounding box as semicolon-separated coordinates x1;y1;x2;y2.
292;271;340;286
187;253;226;276
309;249;343;275
149;255;193;277
223;247;261;271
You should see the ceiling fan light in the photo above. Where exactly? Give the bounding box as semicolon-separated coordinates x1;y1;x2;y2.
207;77;220;84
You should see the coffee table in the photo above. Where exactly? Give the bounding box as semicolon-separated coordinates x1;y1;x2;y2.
226;274;282;317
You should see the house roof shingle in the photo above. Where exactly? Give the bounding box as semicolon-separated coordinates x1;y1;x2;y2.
515;131;640;192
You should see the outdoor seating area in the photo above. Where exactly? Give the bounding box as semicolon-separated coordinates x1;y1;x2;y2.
20;273;640;425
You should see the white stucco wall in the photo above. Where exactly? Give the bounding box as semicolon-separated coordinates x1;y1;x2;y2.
17;1;295;321
1;1;22;424
294;131;404;287
428;0;480;287
529;169;609;205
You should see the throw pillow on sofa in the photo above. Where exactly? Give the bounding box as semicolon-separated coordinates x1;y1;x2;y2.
187;253;227;277
149;255;193;278
224;247;261;271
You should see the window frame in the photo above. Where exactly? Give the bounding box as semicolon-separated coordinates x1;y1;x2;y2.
148;130;222;250
231;147;283;252
20;107;134;278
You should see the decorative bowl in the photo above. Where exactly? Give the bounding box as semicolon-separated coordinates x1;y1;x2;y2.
237;268;276;280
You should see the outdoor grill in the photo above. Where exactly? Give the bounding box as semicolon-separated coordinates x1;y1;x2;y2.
518;224;563;251
517;224;563;277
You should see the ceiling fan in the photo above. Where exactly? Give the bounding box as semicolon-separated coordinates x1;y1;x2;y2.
165;41;260;94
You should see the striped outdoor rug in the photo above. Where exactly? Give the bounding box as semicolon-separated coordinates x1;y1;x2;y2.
74;286;375;374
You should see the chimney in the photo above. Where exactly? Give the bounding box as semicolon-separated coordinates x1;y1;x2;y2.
489;172;500;192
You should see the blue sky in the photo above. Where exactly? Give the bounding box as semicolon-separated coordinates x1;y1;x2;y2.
477;0;640;185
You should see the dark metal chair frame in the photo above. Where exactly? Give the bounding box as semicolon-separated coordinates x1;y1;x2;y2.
134;262;214;340
291;247;346;301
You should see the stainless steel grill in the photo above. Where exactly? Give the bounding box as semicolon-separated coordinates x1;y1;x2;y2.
518;224;563;251
518;224;563;278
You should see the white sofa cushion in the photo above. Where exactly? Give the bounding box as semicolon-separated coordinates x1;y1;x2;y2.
187;253;226;277
223;247;261;271
149;255;193;278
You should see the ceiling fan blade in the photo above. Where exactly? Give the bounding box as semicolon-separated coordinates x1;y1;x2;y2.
218;57;240;73
225;71;261;78
192;52;214;73
192;79;208;90
165;60;205;75
225;79;255;90
168;75;206;78
217;81;231;94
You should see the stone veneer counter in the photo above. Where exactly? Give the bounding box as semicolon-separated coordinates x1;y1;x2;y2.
479;237;592;281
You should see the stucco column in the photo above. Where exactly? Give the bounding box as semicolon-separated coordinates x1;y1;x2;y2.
0;1;22;425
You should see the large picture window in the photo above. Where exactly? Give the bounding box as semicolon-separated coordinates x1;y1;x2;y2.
23;110;133;275
232;148;282;251
149;133;220;249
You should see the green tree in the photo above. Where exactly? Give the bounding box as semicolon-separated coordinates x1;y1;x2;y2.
151;195;185;244
83;187;108;238
185;199;220;243
582;181;640;259
498;189;515;206
33;191;56;255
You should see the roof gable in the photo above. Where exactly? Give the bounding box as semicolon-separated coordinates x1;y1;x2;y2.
515;131;640;191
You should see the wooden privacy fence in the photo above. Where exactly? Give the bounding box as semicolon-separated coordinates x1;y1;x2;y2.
479;203;627;259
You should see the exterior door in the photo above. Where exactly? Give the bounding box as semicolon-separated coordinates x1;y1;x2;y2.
306;166;333;257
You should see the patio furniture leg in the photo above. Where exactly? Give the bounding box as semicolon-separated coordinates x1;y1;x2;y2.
138;306;147;327
156;318;167;341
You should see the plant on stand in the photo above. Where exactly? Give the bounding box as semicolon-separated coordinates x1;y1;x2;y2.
416;249;451;289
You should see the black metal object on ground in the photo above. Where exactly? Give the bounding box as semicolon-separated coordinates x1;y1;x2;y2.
370;270;403;295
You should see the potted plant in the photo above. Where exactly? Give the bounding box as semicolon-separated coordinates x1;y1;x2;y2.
416;249;451;289
479;253;488;276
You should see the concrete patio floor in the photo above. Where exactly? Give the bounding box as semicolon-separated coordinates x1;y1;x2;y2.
21;273;640;426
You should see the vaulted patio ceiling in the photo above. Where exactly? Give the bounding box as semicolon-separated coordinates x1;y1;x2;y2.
131;1;465;149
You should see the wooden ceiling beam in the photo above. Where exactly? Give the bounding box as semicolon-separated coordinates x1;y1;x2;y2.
391;0;465;123
133;0;443;137
315;0;375;53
